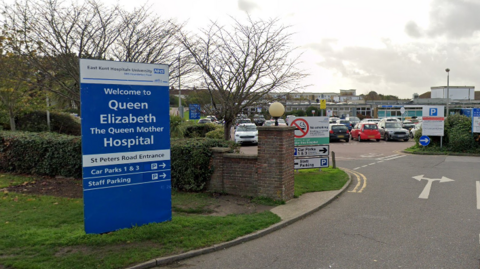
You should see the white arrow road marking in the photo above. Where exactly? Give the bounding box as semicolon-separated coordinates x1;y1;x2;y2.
413;175;455;199
476;181;480;210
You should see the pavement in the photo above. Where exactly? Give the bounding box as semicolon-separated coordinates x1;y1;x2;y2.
127;169;352;269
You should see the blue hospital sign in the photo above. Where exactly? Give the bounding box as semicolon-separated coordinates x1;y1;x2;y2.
80;59;171;234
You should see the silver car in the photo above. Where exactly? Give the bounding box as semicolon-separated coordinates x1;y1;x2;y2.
378;121;409;141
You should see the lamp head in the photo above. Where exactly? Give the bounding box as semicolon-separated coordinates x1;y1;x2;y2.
446;68;450;73
268;102;285;118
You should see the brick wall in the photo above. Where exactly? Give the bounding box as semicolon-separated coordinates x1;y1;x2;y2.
207;126;296;201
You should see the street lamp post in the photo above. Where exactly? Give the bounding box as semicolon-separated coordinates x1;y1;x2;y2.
269;102;285;126
446;68;450;116
178;52;183;118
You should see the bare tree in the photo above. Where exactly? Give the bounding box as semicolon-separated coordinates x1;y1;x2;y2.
111;5;196;87
178;16;308;139
2;0;192;107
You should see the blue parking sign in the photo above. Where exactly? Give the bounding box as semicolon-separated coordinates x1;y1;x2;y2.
429;108;438;116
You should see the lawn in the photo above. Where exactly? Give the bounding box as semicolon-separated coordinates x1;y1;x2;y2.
0;167;348;269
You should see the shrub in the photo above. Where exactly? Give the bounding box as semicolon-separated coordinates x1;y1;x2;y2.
448;129;476;152
205;127;224;139
184;123;217;138
16;111;81;136
170;115;186;138
171;138;236;191
0;131;82;178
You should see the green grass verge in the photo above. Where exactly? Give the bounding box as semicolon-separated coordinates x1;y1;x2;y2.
294;167;349;197
0;173;37;188
0;166;349;269
0;192;280;269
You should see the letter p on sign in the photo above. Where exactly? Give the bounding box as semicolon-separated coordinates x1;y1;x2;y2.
429;108;437;116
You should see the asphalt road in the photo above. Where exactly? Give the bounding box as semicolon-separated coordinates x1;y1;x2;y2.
156;139;480;268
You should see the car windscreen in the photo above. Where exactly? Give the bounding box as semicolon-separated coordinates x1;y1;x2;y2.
237;126;257;131
385;123;402;128
339;120;349;124
332;125;347;131
363;124;377;130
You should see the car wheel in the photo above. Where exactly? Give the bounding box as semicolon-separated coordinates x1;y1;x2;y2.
345;138;349;142
385;133;389;141
410;132;413;138
358;136;362;142
404;138;409;142
376;139;380;142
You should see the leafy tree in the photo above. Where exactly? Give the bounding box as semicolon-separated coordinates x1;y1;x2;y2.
179;16;307;139
0;29;44;131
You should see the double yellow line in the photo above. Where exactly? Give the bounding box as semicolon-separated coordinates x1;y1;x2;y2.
343;168;367;193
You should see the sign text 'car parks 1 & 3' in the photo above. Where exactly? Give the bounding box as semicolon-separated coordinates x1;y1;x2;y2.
80;59;171;234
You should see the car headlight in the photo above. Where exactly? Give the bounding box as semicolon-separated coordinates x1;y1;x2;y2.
235;134;240;137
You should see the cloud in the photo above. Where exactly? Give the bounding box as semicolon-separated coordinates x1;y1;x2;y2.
407;0;480;38
238;0;259;13
405;21;423;38
306;38;480;97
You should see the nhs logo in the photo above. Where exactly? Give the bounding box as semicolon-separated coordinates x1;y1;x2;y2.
154;68;165;74
429;108;438;116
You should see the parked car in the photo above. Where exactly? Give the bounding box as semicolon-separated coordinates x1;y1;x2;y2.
350;123;381;142
329;117;340;124
277;119;287;126
286;115;296;126
329;124;350;142
206;115;217;123
263;120;275;126
346;116;360;126
235;118;252;129
253;114;266;126
402;120;416;132
410;122;423;138
361;118;381;124
198;118;212;124
234;123;258;145
336;119;352;131
378;120;409;141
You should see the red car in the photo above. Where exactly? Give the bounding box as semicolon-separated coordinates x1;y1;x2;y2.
350;123;381;142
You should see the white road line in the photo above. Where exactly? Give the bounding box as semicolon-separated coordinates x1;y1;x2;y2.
354;167;360;170
362;165;368;167
369;163;375;165
476;181;480;210
382;155;406;161
376;154;399;160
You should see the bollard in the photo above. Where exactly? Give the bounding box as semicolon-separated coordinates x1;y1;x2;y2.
332;151;336;169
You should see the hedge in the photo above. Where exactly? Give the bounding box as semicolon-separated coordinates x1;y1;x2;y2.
16;111;81;136
170;138;237;191
0;132;235;191
0;131;82;178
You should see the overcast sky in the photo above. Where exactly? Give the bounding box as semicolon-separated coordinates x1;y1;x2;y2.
114;0;479;98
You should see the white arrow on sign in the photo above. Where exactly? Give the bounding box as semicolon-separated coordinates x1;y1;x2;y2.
412;175;454;199
420;137;429;144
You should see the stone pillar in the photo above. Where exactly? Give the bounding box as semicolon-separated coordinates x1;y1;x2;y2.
256;126;295;201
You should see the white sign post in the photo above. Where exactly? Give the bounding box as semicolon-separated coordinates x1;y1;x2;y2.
422;106;445;147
